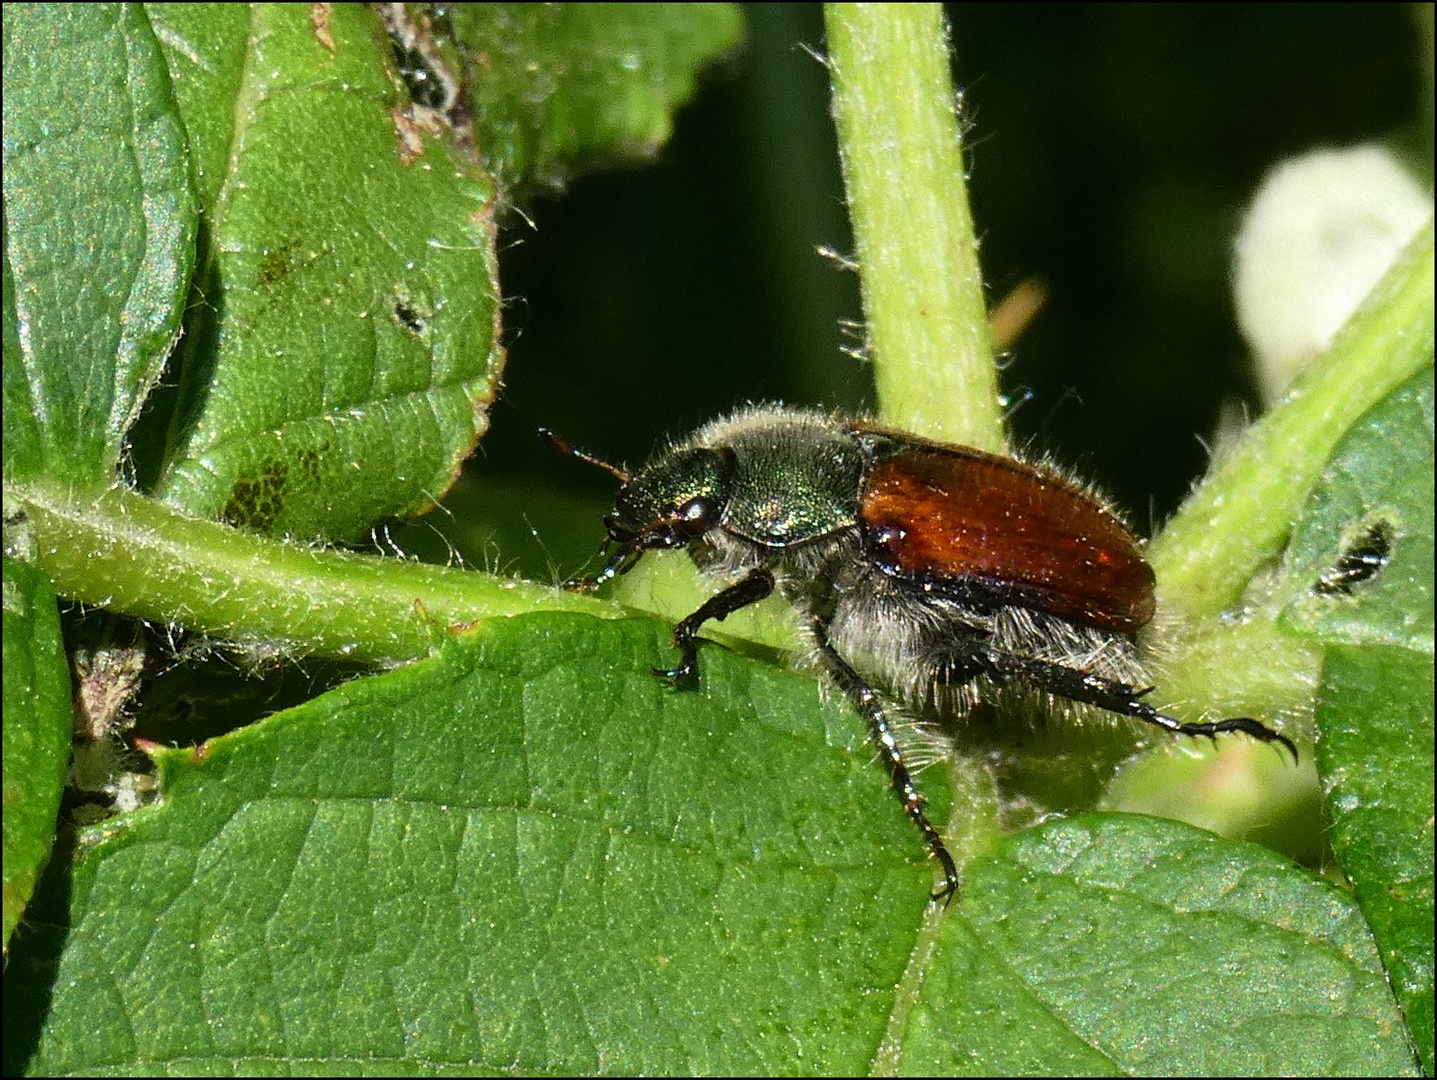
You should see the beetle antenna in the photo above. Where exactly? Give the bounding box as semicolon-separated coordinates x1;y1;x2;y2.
538;427;630;482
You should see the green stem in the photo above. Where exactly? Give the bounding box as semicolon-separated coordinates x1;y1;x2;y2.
824;2;1008;875
11;483;617;666
824;2;1003;451
1150;219;1434;621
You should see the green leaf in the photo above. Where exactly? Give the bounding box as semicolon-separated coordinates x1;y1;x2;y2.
1272;365;1435;1073
1316;648;1434;1076
450;3;745;192
1277;366;1434;648
2;555;74;952
15;615;930;1074
905;816;1417;1076
142;4;249;213
9;617;1415;1074
2;3;195;487
145;4;502;542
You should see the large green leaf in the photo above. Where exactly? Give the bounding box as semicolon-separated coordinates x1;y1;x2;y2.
7;615;1415;1075
1;555;73;952
906;816;1414;1075
145;4;502;542
1275;367;1435;1073
2;3;194;487
12;616;926;1074
137;4;744;543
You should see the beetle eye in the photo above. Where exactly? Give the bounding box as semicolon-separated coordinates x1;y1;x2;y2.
675;496;714;532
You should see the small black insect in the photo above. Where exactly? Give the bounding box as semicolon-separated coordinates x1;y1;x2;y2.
1314;520;1393;596
546;406;1296;903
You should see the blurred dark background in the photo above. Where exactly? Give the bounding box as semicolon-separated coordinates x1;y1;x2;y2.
395;3;1431;579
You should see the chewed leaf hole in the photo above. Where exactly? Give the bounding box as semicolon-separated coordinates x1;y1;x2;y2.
1314;518;1394;596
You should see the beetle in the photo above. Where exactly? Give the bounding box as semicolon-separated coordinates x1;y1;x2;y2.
545;404;1296;903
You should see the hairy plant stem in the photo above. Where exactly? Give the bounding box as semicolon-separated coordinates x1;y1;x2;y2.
824;2;1004;452
9;483;617;666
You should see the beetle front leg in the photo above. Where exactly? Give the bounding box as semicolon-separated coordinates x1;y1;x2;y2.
657;567;775;685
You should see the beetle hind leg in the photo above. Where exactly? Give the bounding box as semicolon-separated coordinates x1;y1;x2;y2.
990;652;1298;763
1131;707;1300;763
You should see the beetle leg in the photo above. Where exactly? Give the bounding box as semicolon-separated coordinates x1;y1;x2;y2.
812;617;960;906
656;567;775;685
567;543;636;591
988;652;1299;762
565;534;665;592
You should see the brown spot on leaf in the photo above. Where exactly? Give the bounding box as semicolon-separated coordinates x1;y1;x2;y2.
256;240;301;287
310;3;335;52
223;461;290;532
391;105;426;165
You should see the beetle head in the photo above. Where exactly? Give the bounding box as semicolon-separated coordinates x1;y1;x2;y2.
605;446;734;552
542;427;734;588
